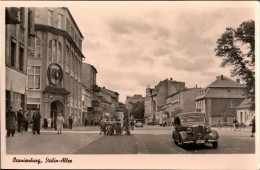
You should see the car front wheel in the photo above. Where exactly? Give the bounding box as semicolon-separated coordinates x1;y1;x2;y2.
212;142;218;149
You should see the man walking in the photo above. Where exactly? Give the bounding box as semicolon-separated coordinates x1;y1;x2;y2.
32;109;41;135
69;116;73;129
17;108;23;132
6;107;16;137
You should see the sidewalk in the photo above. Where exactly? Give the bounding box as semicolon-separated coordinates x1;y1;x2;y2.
40;125;100;132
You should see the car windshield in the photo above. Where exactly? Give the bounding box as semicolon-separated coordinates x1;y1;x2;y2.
180;116;205;124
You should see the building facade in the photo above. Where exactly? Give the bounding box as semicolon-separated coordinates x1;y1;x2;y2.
165;88;201;122
195;75;245;125
25;7;84;126
236;98;254;126
144;78;185;122
5;7;28;113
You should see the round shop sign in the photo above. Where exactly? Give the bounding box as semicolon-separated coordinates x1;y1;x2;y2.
47;63;63;86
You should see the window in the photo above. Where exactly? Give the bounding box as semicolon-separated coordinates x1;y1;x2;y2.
19;44;24;71
20;7;25;27
230;100;234;108
11;41;16;67
66;46;69;73
57;42;62;65
48;40;52;62
47;10;53;26
52;39;57;63
57;14;63;29
35;37;41;58
28;66;40;89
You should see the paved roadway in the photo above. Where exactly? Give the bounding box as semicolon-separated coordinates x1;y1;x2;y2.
5;125;255;154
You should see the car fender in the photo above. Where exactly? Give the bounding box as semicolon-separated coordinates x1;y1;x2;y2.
179;131;193;142
205;130;219;140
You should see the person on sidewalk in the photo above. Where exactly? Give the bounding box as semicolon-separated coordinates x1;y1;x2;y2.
32;109;41;135
44;117;48;129
233;118;238;131
23;111;29;131
47;116;52;128
69;116;73;129
17;108;24;132
56;112;64;135
6;107;17;137
251;116;255;137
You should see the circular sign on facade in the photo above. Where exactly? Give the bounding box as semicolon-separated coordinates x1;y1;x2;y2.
47;63;63;86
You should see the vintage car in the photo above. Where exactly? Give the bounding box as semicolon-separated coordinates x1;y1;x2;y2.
172;112;219;149
135;119;144;127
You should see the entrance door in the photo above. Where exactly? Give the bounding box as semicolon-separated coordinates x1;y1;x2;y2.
50;100;64;128
240;112;243;124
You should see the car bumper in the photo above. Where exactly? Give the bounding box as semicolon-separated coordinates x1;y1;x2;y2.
183;140;218;144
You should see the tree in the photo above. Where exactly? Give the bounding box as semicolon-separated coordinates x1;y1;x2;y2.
130;101;145;119
215;20;255;110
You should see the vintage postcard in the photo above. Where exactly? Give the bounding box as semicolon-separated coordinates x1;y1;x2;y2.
1;1;259;169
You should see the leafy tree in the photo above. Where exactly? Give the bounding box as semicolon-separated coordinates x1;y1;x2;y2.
130;101;145;119
215;20;255;109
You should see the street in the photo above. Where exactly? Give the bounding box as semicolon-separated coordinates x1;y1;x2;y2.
6;125;255;154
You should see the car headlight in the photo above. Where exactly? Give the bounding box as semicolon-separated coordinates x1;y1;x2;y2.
187;127;193;133
206;126;211;133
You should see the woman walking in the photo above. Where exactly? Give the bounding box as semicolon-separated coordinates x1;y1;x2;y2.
6;107;17;137
56;112;64;135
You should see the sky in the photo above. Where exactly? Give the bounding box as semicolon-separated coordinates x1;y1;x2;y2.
69;2;256;102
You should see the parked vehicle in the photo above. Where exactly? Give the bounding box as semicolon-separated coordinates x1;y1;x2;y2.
172;112;219;149
135;119;144;127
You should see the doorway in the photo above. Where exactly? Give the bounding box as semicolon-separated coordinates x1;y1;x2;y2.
50;100;64;128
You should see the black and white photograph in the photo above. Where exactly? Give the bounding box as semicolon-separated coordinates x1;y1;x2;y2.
1;1;259;169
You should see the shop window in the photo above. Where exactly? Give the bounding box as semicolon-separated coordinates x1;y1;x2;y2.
28;66;41;89
11;41;16;67
19;44;24;71
47;10;53;26
35;37;41;58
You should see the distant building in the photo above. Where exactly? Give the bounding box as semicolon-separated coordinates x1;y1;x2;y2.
144;78;186;122
236;98;254;126
125;95;144;104
195;75;245;125
166;87;201;122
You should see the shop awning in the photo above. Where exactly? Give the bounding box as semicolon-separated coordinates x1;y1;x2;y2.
43;85;70;95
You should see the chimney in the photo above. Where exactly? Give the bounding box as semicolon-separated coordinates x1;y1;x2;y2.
170;78;173;81
236;79;240;84
220;75;224;80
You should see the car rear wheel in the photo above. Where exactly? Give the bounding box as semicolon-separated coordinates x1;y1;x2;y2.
212;142;218;149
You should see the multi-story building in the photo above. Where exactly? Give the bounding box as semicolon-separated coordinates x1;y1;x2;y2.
5;7;28;113
165;87;201;122
195;75;245;125
25;7;84;125
236;98;254;126
81;63;97;122
144;78;185;122
97;87;119;114
125;95;144;104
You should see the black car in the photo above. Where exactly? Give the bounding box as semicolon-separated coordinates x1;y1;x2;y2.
172;112;219;149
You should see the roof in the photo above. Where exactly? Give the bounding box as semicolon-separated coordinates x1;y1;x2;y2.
236;98;253;109
62;7;84;38
175;112;205;117
205;76;245;89
195;88;245;100
166;88;201;99
43;86;70;95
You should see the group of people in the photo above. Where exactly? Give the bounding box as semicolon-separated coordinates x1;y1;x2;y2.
6;106;75;137
232;117;255;137
6;106;41;137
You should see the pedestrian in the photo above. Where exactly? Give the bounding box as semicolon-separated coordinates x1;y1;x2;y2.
17;108;24;132
44;117;48;129
217;119;221;129
56;112;64;135
84;117;87;126
47;116;52;128
23;112;29;131
69;116;73;129
32;109;41;135
233;118;238;131
251;116;255;137
6;107;17;137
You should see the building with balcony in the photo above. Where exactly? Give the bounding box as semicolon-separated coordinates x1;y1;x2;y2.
195;75;245;125
24;7;84;125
